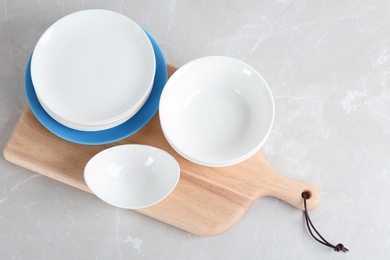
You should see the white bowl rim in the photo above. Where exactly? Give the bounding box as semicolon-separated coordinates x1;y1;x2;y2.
159;56;275;167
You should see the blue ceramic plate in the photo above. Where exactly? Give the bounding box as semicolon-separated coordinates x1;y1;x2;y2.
25;29;167;145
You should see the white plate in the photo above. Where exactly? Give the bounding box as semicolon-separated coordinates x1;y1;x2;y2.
37;94;133;131
159;56;275;167
31;9;156;127
25;28;168;145
36;91;142;131
84;145;180;209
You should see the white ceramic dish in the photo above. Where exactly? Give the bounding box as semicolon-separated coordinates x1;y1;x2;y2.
31;9;156;129
84;145;180;209
159;56;274;167
37;93;139;131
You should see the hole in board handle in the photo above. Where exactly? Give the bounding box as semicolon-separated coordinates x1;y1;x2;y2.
301;191;312;200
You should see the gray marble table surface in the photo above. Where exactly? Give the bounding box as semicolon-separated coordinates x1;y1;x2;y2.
1;0;389;259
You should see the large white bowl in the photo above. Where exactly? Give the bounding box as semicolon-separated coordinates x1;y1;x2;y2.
84;145;180;209
31;9;156;129
159;56;274;167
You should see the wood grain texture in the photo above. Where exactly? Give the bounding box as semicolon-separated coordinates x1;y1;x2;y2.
3;64;320;236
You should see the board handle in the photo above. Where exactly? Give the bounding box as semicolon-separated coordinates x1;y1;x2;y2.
263;168;321;211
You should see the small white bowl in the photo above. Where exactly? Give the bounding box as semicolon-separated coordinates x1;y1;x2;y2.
31;9;156;129
84;145;180;209
159;56;274;167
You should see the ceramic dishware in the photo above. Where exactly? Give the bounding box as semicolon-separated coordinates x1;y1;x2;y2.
159;56;274;167
25;29;168;145
37;95;133;131
84;145;180;209
31;9;156;130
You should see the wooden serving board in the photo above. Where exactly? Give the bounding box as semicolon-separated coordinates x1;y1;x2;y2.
3;65;320;236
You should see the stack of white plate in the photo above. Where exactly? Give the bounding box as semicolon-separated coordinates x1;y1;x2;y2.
30;9;156;132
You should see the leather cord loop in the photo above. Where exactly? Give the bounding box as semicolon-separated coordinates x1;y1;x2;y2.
302;192;349;253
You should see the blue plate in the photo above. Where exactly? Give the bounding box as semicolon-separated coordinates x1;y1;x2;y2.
25;29;167;145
